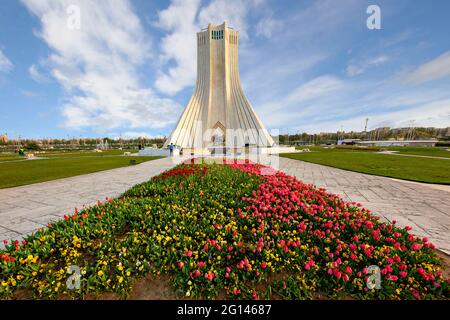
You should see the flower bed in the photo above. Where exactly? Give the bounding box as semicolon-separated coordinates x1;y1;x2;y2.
0;162;448;300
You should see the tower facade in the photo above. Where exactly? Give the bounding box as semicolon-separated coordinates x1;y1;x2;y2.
164;22;274;152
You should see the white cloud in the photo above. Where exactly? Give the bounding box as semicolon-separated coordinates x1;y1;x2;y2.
261;73;450;133
401;51;450;84
21;0;180;132
21;90;38;98
259;75;344;117
0;49;13;73
346;55;389;77
298;99;450;133
154;0;264;95
29;64;49;83
154;0;201;95
255;16;283;38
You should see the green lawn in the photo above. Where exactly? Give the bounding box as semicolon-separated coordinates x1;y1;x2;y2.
282;149;450;184
41;149;138;158
0;155;162;189
384;146;450;158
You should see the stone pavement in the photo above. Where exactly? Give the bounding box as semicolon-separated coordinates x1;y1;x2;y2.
275;156;450;254
0;156;183;247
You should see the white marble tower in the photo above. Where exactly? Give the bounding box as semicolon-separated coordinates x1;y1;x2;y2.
164;22;274;152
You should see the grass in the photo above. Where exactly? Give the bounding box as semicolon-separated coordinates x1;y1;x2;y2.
282;148;450;184
41;150;139;158
323;145;450;158
383;146;450;158
0;155;162;189
0;150;140;162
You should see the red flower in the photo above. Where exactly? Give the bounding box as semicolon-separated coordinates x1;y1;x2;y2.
2;240;7;245
205;272;214;281
178;262;184;269
399;271;407;278
185;250;193;257
198;261;205;268
261;262;267;269
345;266;353;274
233;288;241;295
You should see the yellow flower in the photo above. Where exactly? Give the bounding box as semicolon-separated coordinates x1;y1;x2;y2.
98;270;104;277
118;276;124;284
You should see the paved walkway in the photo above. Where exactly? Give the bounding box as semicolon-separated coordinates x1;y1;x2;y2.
276;157;450;254
0;157;183;247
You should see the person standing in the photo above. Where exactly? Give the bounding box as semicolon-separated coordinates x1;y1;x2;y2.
169;143;174;157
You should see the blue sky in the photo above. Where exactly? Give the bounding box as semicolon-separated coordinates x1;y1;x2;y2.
0;0;449;139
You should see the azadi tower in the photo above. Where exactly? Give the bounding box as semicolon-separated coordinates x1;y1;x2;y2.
164;22;274;154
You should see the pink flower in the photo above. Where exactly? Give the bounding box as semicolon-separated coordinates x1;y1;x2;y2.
185;250;193;257
178;262;184;269
387;275;398;281
399;271;407;278
198;261;205;268
345;266;353;274
233;288;241;295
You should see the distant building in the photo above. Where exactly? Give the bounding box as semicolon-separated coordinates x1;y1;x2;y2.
0;134;8;143
338;139;361;145
357;140;437;147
